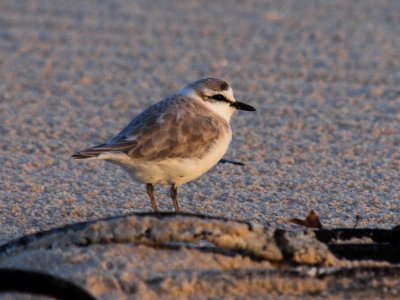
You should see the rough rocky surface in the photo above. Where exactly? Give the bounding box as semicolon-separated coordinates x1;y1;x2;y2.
0;214;335;265
0;213;398;299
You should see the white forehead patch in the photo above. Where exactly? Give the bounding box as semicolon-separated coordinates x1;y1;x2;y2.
223;87;235;102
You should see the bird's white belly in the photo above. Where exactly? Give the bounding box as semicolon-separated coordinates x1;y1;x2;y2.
98;131;232;186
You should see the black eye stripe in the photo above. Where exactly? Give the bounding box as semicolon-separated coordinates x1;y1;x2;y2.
211;94;230;102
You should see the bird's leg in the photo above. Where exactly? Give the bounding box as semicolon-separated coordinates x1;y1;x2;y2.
146;183;158;212
170;184;180;212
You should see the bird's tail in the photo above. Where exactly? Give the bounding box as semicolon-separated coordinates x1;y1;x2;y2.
72;144;107;159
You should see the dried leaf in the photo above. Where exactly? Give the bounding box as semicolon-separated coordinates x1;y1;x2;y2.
287;210;323;229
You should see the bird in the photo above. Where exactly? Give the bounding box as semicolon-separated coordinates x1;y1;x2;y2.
72;78;256;212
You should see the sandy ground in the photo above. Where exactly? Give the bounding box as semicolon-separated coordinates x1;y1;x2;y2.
0;0;399;245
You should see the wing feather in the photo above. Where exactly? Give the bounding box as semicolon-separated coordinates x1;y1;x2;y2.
74;95;230;161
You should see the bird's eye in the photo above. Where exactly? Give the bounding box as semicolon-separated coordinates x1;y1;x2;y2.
212;94;226;101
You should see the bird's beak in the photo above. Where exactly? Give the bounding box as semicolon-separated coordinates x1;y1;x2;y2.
230;101;256;111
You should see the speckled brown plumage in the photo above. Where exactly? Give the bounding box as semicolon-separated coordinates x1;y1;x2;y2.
73;95;230;161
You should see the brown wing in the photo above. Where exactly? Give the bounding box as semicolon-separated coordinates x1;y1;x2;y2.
73;95;230;161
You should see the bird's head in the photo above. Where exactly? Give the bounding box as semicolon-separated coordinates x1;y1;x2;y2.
179;78;256;121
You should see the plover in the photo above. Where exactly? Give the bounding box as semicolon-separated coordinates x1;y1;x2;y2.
72;78;256;212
